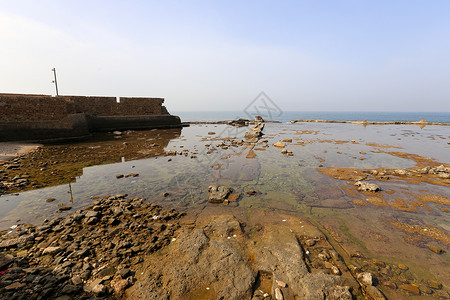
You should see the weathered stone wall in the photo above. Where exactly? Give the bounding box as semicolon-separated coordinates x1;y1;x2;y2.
0;94;71;121
0;93;181;142
0;94;168;122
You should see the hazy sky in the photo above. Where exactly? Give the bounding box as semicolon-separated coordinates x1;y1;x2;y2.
1;1;449;112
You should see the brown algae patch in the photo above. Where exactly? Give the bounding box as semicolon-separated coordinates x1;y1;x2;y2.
365;197;390;207
353;199;367;206
365;142;403;149
391;222;450;245
382;151;448;168
317;167;367;181
408;193;450;207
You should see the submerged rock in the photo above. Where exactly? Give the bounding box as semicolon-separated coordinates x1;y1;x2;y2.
208;185;232;203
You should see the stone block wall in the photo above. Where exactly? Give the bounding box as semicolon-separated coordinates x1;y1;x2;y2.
0;94;169;122
0;94;71;121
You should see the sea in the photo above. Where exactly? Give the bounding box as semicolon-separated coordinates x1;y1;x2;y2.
172;111;450;123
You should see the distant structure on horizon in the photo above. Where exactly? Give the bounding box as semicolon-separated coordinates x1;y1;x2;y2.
0;93;181;142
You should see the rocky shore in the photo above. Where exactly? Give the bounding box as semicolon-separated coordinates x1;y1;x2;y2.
0;195;183;299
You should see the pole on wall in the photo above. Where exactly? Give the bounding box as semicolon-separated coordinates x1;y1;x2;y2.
52;68;59;96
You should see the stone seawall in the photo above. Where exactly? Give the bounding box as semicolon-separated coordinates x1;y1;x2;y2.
0;94;181;142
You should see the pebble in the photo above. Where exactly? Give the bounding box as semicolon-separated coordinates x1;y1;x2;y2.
42;246;61;255
426;245;444;254
305;239;316;247
398;263;408;270
400;284;420;295
276;280;287;287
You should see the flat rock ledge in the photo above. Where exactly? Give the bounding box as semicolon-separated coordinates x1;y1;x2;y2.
127;214;367;300
0;194;184;300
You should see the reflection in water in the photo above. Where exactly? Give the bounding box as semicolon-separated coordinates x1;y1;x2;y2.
0;123;449;295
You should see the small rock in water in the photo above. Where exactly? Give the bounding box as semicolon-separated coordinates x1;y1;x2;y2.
46;198;56;203
426;245;444;254
305;239;316;247
246;190;257;196
400;284;420;295
365;286;386;300
276;280;287;287
331;266;341;275
116;174;124;179
208;185;232;203
59;206;72;211
398;263;408;270
273;142;285;148
357;272;373;286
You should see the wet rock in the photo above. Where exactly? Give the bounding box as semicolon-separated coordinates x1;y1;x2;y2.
426;245;444;254
331;266;341;275
111;276;129;294
398;263;408;270
0;254;13;269
0;235;34;248
42;246;61;255
246;190;257;196
400;284;420;295
354;181;381;192
275;287;283;300
92;283;106;295
228;118;249;126
276;280;287;288
115;174;124;179
427;280;442;289
46;198;56;203
117;268;131;278
71;275;82;285
366;285;386;300
357;272;373;286
372;259;385;268
59;206;72;211
85;211;99;218
305;239;316;247
244;123;264;140
382;281;397;289
273;142;285;148
208;185;232;203
4;281;26;290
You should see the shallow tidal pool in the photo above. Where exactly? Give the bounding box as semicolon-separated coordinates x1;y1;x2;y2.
1;122;449;297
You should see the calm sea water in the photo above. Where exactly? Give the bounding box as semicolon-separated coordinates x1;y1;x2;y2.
172;111;450;123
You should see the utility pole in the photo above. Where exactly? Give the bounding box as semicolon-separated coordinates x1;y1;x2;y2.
52;68;59;96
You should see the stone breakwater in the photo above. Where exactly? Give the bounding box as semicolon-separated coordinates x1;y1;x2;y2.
0;194;183;299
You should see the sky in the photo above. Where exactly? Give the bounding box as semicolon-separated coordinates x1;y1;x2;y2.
1;0;449;112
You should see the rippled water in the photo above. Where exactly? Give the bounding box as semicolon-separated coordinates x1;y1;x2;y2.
1;122;449;295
